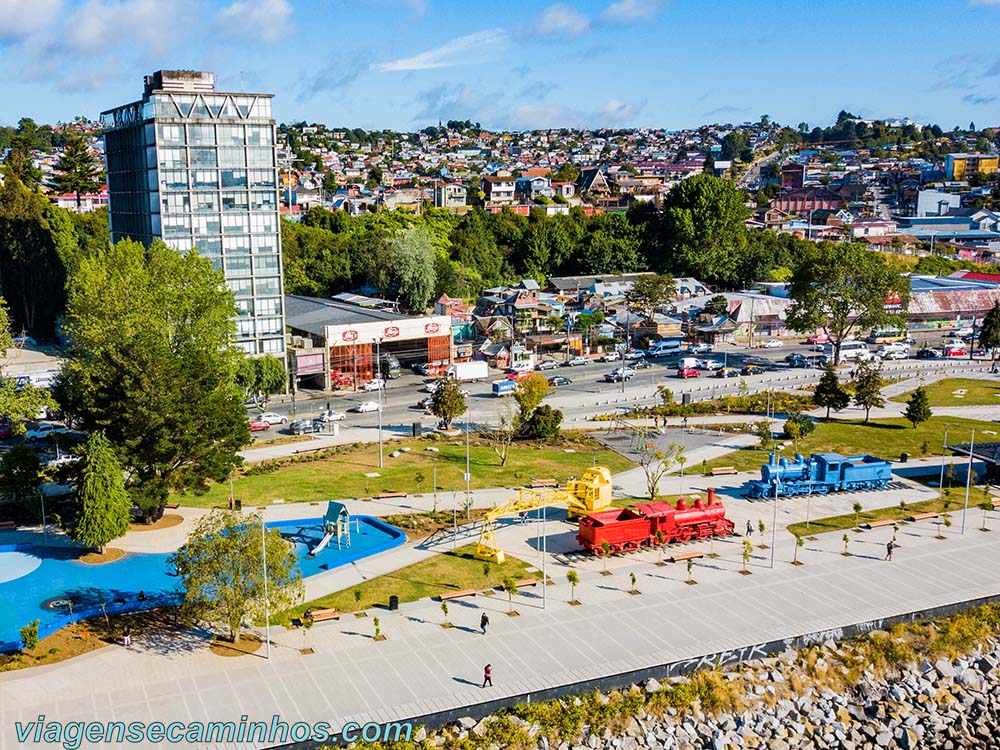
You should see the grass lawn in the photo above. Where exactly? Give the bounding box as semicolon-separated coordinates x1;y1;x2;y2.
277;544;537;625
787;490;992;538
177;435;635;508
890;378;1000;407
701;416;998;475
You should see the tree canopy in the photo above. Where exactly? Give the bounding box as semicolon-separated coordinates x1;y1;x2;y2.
71;431;131;552
52;131;105;208
55;239;250;520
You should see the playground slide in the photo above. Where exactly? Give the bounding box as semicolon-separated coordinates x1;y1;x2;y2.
309;531;335;558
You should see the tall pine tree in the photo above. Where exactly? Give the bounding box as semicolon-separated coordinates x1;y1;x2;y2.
52;131;105;210
903;386;932;428
71;431;131;552
813;365;850;419
852;360;885;423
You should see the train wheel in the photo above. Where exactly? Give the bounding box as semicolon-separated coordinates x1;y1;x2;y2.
817;485;830;494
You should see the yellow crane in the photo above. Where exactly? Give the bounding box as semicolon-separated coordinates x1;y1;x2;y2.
475;467;614;563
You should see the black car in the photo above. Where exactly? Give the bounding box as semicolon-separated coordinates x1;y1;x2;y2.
741;364;765;376
548;375;573;387
634;359;652;369
291;419;326;435
784;354;810;368
916;348;941;359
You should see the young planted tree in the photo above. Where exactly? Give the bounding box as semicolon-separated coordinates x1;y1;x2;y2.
169;511;303;643
431;376;467;429
600;539;612;574
655;529;666;565
903;386;932;429
852;501;863;529
70;431;131;553
440;601;450;628
757;519;767;549
979;301;1000;359
501;576;518;615
19;620;39;653
566;569;580;604
629;571;638;594
813;366;850;420
483;397;516;467
892;523;899;544
842;533;851;556
741;539;753;574
636;439;683;500
852;359;885;423
300;613;314;651
792;534;804;565
686;558;695;585
755;421;773;452
980;499;992;532
373;616;383;641
52;130;105;210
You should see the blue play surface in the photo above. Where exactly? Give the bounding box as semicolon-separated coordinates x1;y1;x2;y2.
0;515;403;653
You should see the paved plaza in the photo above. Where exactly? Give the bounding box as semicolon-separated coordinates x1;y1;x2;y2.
3;455;997;750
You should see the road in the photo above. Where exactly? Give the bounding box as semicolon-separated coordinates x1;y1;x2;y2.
737;147;784;190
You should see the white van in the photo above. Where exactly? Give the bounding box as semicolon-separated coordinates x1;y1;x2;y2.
647;340;682;357
678;357;702;370
824;341;870;361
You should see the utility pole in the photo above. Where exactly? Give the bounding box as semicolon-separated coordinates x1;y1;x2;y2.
260;513;271;660
465;408;472;519
938;424;950;503
376;337;384;469
770;479;778;569
963;428;976;535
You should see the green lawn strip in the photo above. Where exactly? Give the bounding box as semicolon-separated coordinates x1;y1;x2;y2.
276;544;537;625
890;378;1000;407
700;416;997;476
787;493;982;538
176;436;635;508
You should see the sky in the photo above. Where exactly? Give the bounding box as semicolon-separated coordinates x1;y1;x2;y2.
1;0;999;132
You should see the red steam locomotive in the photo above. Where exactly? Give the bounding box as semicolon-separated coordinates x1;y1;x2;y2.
576;487;735;555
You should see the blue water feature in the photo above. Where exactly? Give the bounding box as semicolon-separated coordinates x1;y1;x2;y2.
0;514;404;653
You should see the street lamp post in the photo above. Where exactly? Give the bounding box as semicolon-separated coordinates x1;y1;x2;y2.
963;428;976;535
38;489;48;543
770;479;778;569
938;424;950;502
433;457;438;513
260;513;271;660
465;408;472;519
375;337;384;469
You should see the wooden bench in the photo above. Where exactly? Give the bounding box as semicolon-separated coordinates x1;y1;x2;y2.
164;502;180;510
865;519;897;529
376;491;407;500
304;608;340;623
438;589;477;602
991;498;1000;510
669;550;705;563
530;478;558;489
513;577;539;588
710;466;738;476
0;521;16;531
908;512;939;522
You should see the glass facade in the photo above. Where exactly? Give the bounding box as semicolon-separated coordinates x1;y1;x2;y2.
101;76;285;356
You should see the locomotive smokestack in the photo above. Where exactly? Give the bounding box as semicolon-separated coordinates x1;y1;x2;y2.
769;452;777;465
707;487;715;504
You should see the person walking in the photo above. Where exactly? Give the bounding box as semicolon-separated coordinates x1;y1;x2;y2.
480;612;489;635
482;664;493;688
122;626;132;647
885;540;894;561
745;520;753;538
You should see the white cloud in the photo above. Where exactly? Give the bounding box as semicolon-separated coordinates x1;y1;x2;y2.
603;0;664;21
0;0;61;42
373;29;508;72
65;0;179;54
595;98;645;123
217;0;293;42
534;3;590;36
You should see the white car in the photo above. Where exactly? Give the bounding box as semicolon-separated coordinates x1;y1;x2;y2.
564;356;590;367
535;359;559;371
362;378;386;392
761;339;783;349
24;423;67;441
879;349;907;360
354;401;381;413
701;359;724;371
688;343;713;354
622;350;645;361
423;379;444;393
600;351;621;363
257;412;287;426
319;409;347;422
955;327;975;339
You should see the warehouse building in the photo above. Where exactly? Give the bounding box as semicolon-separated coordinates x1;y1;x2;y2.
284;294;452;389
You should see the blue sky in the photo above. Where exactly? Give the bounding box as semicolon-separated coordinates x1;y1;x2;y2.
1;0;999;132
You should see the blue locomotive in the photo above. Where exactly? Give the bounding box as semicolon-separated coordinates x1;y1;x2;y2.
745;452;892;499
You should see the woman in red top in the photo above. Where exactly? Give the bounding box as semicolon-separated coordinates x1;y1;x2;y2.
482;664;493;688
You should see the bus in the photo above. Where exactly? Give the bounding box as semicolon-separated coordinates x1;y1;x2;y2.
823;341;871;361
866;328;906;345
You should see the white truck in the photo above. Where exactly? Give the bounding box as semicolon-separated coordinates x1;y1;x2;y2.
445;360;488;382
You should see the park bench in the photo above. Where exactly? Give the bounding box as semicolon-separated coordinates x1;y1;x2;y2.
513;577;539;588
0;521;16;531
908;512;939;522
376;491;407;500
530;478;558;489
865;519;897;529
164;502;180;510
438;588;477;601
669;550;705;563
304;608;340;623
991;498;1000;510
710;467;738;476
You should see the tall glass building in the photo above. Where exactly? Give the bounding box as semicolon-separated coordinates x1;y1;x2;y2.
100;70;285;356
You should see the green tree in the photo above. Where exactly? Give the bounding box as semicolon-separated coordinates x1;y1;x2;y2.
2;134;42;186
55;240;250;521
389;225;436;311
636;439;682;499
514;373;550;430
793;534;803;565
52;131;105;210
525;404;563;441
0;444;41;504
786;242;907;365
659;174;752;286
566;569;579;604
813;365;850;419
852;359;885;423
20;620;39;652
236;355;287;408
978;301;1000;359
169;511;303;643
431;376;466;429
903;385;933;428
624;273;677;327
783;413;812;452
501;575;518;614
71;431;131;553
703;294;730;317
853;501;863;528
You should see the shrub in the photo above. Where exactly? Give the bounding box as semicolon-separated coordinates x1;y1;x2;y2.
20;620;39;652
783;413;816;440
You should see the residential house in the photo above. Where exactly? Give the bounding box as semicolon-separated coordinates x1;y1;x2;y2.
768;187;846;215
482;174;516;203
515;175;554;200
434;183;468;209
848;219;897;238
552;181;576;199
578;166;611;195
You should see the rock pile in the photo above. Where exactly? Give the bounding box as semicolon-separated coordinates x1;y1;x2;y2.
420;636;1000;750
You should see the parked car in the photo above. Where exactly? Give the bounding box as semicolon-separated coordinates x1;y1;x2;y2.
634;359;652;369
319;409;347;422
944;346;968;357
955;327;975;339
701;359;724;371
677;366;700;378
600;351;622;363
0;423;14;440
806;334;830;345
362;378;386;392
622;350;646;361
687;343;713;354
507;369;533;382
717;367;741;378
535;359;559;371
784;354;810;368
563;356;589;367
24;423;67;441
248;419;271;432
879;349;908;360
761;339;783;349
354;401;381;413
548;375;572;387
604;367;636;382
414;396;435;410
291;419;326;435
257;412;288;426
741;364;765;376
916;348;941;359
423;380;444;393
